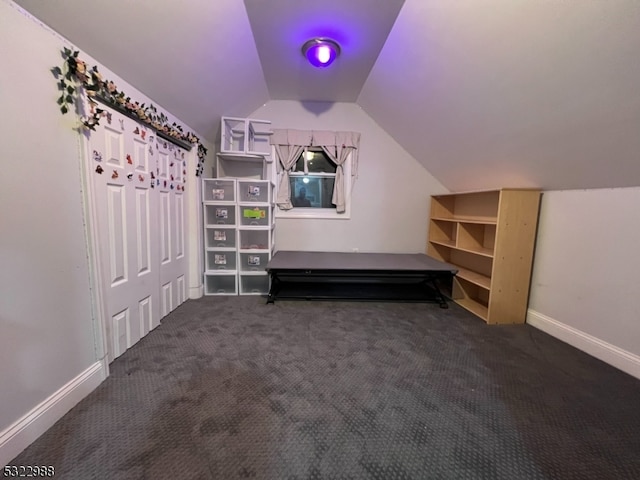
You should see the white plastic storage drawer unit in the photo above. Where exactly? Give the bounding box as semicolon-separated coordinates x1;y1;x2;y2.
204;274;237;295
202;178;236;203
205;251;238;272
205;205;237;226
239;275;270;295
205;227;237;249
239;205;272;227
237;180;272;204
238;228;272;251
239;252;270;273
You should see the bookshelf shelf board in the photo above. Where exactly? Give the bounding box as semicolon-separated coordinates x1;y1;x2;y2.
455;267;491;290
456;298;489;320
429;239;456;249
431;216;497;225
429;240;494;259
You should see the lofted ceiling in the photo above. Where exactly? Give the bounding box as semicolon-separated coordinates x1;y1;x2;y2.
14;0;640;191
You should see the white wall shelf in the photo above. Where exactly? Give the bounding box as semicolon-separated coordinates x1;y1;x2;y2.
216;153;271;180
217;117;273;179
220;117;272;157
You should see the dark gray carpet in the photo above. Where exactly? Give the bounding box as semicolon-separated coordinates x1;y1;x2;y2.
10;297;640;479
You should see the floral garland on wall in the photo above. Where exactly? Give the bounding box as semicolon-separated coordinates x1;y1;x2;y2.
52;48;206;176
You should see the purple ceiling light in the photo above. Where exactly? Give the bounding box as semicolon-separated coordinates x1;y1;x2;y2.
302;38;340;68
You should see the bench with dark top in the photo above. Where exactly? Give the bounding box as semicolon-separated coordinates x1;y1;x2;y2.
265;251;458;307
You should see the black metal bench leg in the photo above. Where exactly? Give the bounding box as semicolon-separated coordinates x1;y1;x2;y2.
426;276;449;309
266;274;280;304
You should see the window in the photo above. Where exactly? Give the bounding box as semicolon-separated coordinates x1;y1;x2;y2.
290;149;336;209
274;147;352;219
269;129;360;219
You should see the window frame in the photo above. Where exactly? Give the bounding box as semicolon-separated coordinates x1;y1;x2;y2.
273;147;352;220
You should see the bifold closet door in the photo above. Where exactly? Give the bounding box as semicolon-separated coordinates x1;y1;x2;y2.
156;140;188;317
89;108;187;362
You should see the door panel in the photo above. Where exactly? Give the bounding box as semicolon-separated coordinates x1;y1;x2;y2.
105;126;124;167
90;109;168;362
112;308;130;359
90;107;189;361
135;188;151;275
106;184;127;285
133;137;149;172
159;191;171;264
156;141;188;316
177;275;186;305
161;282;172;318
175;193;185;259
138;296;152;338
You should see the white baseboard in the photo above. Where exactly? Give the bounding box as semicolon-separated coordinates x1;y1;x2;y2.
0;361;106;467
527;309;640;380
189;284;204;299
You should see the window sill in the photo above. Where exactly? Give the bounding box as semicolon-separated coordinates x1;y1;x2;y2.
276;208;350;220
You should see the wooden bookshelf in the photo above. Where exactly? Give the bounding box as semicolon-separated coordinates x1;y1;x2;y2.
427;189;541;324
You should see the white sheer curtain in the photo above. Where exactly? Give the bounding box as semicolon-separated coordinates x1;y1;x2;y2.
270;129;360;213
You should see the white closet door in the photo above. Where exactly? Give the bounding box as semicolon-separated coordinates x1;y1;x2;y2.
89;109;168;361
155;140;188;318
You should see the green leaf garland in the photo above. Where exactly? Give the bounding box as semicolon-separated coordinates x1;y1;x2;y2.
53;48;207;176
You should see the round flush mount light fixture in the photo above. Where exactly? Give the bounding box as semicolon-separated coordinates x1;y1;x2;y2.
302;38;340;68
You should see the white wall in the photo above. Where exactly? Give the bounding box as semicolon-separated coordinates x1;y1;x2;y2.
0;0;98;434
0;0;208;464
249;101;448;253
528;187;640;378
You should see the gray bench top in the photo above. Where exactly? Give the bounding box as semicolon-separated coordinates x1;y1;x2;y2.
266;251;458;273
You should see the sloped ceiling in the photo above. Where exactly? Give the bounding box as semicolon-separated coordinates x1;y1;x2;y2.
244;0;404;102
13;0;640;191
358;0;640;191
